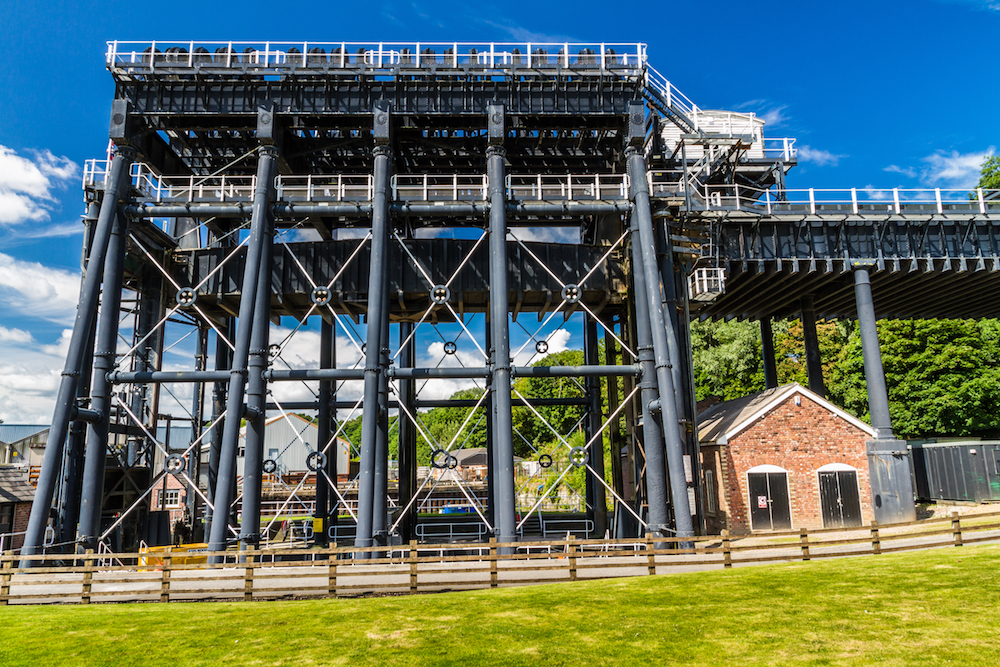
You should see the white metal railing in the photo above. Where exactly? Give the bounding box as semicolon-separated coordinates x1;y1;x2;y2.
689;268;726;302
763;137;797;161
506;174;629;201
689;110;760;139
644;64;700;120
415;521;489;541
105;41;647;75
393;174;487;201
277;175;373;202
696;184;1000;216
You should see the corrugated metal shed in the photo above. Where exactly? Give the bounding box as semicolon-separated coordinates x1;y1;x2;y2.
0;466;35;503
909;440;1000;503
0;425;49;444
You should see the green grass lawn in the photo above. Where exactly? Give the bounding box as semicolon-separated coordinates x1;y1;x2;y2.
2;544;998;666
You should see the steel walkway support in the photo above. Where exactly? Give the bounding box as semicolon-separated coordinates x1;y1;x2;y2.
853;264;916;524
625;106;694;539
238;197;275;549
584;317;608;537
76;208;130;553
760;317;778;389
487;105;517;547
22;146;135;563
314;318;335;545
801;295;825;397
397;321;417;542
207;143;279;556
356;103;393;551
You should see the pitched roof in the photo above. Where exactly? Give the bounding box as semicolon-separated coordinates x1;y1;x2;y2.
696;382;875;445
0;425;49;445
0;466;35;503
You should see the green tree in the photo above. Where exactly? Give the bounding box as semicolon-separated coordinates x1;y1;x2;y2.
827;319;1000;438
975;155;1000;191
511;349;586;456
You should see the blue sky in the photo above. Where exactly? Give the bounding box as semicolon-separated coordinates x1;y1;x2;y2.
0;0;996;422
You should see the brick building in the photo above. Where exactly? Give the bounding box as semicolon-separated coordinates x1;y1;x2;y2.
0;466;36;552
698;383;875;534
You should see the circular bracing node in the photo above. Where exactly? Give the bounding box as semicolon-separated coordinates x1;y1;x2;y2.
262;459;278;474
447;454;458;470
430;284;451;305
176;287;197;308
443;341;458;356
164;454;186;475
268;344;281;359
568;446;588;468
534;340;549;355
310;286;332;306
306;450;327;472
561;284;581;304
430;448;450;469
538;454;553;469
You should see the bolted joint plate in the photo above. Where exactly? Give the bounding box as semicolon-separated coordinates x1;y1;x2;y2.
626;101;645;148
373;100;392;145
257;101;279;146
487;104;505;146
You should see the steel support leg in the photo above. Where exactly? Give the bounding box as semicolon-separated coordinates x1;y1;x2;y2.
487;106;517;547
22;147;135;562
801;295;825;397
853;269;893;439
238;208;274;549
373;338;390;545
397;321;417;541
626;145;694;540
314;318;334;545
186;325;207;538
355;140;393;551
760;317;778;389
206;317;234;528
77;210;130;552
584;317;608;538
207;146;278;555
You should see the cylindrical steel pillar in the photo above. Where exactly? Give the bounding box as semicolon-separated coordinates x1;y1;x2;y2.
853;268;894;439
186;324;208;537
77;209;129;552
584;317;608;538
314;318;334;545
22;147;135;562
487;140;517;546
397;321;417;541
207;146;278;555
238;206;274;549
626;146;695;539
355;143;393;550
800;295;825;397
760;317;778;389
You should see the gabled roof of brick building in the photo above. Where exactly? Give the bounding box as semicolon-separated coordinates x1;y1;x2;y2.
696;382;875;445
0;466;35;503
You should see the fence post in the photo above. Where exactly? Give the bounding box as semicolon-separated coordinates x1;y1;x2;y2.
81;548;94;604
244;551;255;602
409;539;418;593
160;548;172;603
952;512;963;547
489;537;498;588
327;552;338;598
721;530;732;569
567;535;577;582
800;528;810;561
870;521;881;555
645;533;656;576
0;550;11;604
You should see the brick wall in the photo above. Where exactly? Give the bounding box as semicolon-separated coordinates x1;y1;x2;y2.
702;392;873;535
11;502;31;552
152;473;188;526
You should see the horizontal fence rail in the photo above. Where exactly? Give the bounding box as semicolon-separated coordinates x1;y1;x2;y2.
2;511;998;605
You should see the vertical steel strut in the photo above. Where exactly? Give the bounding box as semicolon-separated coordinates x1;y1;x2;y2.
760;317;778;389
77;209;129;552
801;295;825;397
487;104;517;546
207;144;278;555
626;134;695;539
853;267;893;439
314;318;334;545
22;146;135;563
356;104;393;550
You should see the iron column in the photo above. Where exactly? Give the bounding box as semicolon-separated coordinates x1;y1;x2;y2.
207;144;278;555
77;208;129;552
584;317;608;538
22;146;135;562
760;317;778;389
355;103;393;551
626;130;695;539
238;197;274;549
853;267;893;439
487;105;517;547
397;320;417;541
800;295;825;397
314;318;334;545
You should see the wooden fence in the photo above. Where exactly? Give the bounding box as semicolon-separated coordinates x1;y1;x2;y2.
2;510;998;605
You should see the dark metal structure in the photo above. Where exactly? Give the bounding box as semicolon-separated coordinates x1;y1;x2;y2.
19;41;1000;561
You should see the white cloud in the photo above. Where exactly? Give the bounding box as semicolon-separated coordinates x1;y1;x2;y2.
761;105;789;128
0;326;33;344
474;19;579;44
507;227;579;244
797;145;847;167
884;147;995;189
0;252;81;324
0;145;79;225
934;0;1000;10
0;328;69;422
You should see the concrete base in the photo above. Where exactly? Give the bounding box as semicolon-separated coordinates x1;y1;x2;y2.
866;439;917;524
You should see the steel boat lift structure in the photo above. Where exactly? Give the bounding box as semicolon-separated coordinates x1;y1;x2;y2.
20;41;1000;561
